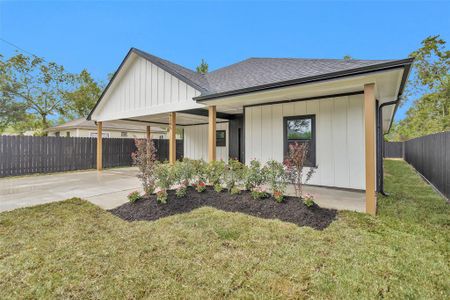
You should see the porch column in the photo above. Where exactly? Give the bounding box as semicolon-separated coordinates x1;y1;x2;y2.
96;121;102;171
208;106;217;162
146;125;151;141
169;112;176;165
364;83;377;215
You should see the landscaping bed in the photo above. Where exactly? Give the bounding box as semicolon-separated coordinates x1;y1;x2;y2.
110;187;337;230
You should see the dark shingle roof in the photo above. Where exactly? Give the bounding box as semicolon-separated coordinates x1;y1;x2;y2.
131;49;412;100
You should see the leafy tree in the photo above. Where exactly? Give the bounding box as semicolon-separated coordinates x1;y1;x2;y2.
343;55;353;60
196;59;208;74
0;53;71;133
0;88;27;132
63;69;103;119
386;35;449;141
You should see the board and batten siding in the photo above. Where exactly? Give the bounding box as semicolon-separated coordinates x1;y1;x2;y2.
184;123;229;162
93;55;203;121
245;94;365;190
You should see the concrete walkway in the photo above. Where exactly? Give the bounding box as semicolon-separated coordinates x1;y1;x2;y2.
0;168;140;212
0;167;365;213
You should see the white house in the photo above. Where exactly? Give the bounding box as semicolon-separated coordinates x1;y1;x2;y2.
46;118;171;139
88;48;413;214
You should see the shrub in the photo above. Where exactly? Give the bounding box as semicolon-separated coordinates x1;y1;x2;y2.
251;186;269;200
224;159;245;193
132;138;157;195
244;159;267;191
206;160;226;186
175;185;187;198
214;183;223;193
191;159;207;182
303;193;315;207
156;190;168;203
264;160;288;202
284;142;315;197
173;159;194;187
127;191;141;203
230;186;240;195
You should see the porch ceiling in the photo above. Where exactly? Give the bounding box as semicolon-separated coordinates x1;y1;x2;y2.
115;112;229;128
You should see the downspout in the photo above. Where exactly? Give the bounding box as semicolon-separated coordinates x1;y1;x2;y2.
377;100;399;196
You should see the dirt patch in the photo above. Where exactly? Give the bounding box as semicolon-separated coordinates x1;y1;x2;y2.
109;187;337;230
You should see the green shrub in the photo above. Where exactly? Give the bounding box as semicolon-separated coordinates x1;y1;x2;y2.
153;162;174;191
251;187;269;200
173;159;194;187
264;160;288;202
175;185;187;198
127;191;141;203
191;159;208;182
224;159;245;193
156;190;168;203
230;186;241;195
214;183;223;193
206;160;225;186
195;180;206;193
244;159;267;191
302;193;315;207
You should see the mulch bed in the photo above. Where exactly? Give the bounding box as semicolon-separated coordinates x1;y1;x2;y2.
109;187;337;230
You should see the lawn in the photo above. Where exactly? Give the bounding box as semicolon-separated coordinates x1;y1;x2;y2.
0;160;449;299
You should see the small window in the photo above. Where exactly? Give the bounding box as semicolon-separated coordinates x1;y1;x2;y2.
66;132;70;137
284;115;316;167
216;130;226;147
121;131;128;137
55;132;60;137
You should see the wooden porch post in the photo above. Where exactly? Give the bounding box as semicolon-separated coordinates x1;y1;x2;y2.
208;106;217;162
364;83;377;215
96;121;103;171
146;125;151;141
169;112;176;165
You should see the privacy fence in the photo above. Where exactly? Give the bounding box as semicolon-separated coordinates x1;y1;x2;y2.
0;136;183;177
384;131;450;199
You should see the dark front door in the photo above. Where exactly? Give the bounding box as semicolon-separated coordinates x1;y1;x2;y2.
229;115;244;163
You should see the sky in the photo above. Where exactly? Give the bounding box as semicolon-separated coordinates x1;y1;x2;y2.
1;0;449;121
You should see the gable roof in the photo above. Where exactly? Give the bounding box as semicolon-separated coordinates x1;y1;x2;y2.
88;48;413;119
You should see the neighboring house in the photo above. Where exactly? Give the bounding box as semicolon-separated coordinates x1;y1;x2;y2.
88;48;413;214
46;118;171;139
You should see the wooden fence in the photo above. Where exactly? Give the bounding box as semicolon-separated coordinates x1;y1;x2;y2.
384;131;450;199
0;136;183;177
383;142;404;158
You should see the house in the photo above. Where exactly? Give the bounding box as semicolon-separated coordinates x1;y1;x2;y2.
46;118;171;139
88;48;413;214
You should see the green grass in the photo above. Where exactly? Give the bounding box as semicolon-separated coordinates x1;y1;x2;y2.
0;160;449;299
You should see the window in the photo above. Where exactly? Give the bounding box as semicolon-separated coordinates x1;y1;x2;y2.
89;132;110;138
55;132;60;137
121;131;128;137
283;115;316;167
216;130;226;147
66;132;70;137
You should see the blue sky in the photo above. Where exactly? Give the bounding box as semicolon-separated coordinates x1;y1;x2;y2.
1;0;449;121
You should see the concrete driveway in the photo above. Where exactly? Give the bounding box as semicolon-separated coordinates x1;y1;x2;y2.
0;168;141;212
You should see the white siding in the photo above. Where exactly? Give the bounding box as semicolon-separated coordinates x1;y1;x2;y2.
93;55;203;121
184;123;229;162
245;95;365;190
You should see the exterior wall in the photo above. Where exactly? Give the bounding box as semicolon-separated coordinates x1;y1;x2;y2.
244;94;365;190
184;122;229;162
93;55;204;121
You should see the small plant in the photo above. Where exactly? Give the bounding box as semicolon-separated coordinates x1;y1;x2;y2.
173;159;195;187
206;160;225;186
224;159;245;193
191;159;208;183
175;185;187;198
195;180;206;193
273;190;284;203
264;160;288;202
214;183;223;193
251;186;269;200
302;193;315;207
284;142;316;198
244;159;266;191
132;138;157;195
127;191;141;203
230;186;240;195
156;189;168;203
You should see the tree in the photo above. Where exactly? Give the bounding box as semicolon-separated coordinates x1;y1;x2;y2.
386;35;449;141
343;55;353;60
196;59;208;74
0;53;71;133
63;69;103;119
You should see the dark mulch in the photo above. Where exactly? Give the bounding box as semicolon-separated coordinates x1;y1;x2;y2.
109;187;337;230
